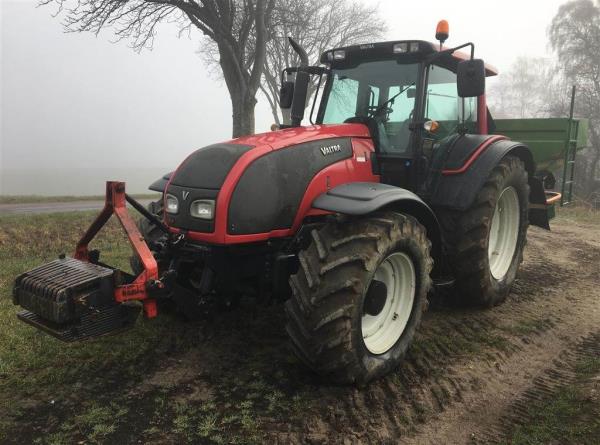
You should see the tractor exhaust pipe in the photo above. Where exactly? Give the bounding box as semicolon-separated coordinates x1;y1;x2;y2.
289;37;309;127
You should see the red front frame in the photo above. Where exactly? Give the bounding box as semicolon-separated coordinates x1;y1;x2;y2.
74;181;159;318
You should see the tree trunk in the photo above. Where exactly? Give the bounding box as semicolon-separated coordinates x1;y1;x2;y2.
231;93;257;138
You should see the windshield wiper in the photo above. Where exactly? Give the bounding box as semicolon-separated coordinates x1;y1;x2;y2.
372;82;415;117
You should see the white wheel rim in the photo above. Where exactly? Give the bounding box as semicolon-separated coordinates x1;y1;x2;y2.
488;186;520;280
361;252;416;355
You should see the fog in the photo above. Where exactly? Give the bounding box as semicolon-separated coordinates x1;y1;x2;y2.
1;0;567;195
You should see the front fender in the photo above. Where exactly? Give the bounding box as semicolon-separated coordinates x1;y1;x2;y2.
148;172;172;193
312;182;444;274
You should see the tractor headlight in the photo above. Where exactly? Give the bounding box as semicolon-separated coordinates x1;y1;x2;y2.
190;200;215;220
165;194;179;214
393;42;409;53
333;50;346;60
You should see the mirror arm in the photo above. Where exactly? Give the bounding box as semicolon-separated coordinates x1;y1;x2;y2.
425;42;475;65
282;66;328;76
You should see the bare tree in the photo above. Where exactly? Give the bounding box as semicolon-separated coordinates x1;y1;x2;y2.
260;0;386;125
488;57;564;119
550;0;600;199
42;0;275;138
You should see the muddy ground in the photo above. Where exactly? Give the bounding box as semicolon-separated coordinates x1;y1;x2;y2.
0;211;598;444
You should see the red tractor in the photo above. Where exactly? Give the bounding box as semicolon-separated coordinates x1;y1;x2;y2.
13;23;557;384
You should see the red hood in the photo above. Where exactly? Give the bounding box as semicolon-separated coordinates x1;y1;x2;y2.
228;123;371;150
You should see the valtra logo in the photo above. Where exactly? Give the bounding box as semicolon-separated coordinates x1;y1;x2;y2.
320;144;342;156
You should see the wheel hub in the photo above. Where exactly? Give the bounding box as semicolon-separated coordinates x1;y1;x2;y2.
364;280;388;316
361;252;416;355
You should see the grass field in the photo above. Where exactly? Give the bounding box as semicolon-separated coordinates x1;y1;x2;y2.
0;206;598;444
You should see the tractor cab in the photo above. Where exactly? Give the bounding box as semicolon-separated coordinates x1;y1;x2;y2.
281;27;496;192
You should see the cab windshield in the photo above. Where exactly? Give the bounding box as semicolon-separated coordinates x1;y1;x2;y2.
320;60;420;154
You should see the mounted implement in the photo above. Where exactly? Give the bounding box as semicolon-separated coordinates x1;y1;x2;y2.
13;182;161;341
13;21;587;384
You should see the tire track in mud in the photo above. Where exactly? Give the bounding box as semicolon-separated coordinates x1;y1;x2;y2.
474;331;600;444
287;260;579;443
124;221;597;445
395;223;600;445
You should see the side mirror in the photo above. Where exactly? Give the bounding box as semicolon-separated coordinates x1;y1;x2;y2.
407;87;417;99
279;81;295;109
290;70;310;126
457;59;486;97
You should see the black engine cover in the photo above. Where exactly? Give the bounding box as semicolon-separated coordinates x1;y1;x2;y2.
165;143;254;232
170;143;254;189
227;137;353;234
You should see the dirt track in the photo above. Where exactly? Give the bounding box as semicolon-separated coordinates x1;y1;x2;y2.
135;218;599;444
4;216;599;444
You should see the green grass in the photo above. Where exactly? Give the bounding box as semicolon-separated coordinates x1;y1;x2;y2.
506;355;600;445
0;194;160;205
501;317;553;336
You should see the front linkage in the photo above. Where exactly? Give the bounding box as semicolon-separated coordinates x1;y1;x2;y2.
13;181;168;341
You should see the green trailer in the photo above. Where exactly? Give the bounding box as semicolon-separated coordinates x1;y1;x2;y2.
493;116;588;208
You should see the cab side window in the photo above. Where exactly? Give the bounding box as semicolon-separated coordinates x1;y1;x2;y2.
426;65;477;139
322;75;360;123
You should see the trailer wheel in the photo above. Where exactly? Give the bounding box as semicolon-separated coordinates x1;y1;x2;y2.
439;155;529;307
285;212;433;385
130;200;165;274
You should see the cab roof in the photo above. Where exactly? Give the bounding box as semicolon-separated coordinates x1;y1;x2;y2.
320;40;498;77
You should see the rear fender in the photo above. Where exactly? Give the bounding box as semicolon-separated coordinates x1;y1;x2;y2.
429;137;548;229
312;182;444;274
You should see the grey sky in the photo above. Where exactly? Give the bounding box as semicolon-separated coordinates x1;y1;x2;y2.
1;0;568;194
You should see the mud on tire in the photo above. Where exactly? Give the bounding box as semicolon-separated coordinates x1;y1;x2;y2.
285;211;433;385
438;155;529;307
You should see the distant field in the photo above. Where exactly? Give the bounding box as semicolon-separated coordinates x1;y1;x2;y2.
0;194;161;205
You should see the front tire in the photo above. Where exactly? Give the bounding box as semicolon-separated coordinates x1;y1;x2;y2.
285;212;433;385
439;155;529;307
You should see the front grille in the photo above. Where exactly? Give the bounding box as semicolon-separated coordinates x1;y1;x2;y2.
13;257;114;324
164;185;218;233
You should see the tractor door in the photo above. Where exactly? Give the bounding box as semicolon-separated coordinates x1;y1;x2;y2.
414;64;479;192
317;60;422;190
424;65;478;141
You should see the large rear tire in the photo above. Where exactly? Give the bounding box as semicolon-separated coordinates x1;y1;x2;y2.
285;212;433;385
439;155;529;307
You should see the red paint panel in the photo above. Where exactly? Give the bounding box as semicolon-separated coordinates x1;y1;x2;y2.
441;135;508;176
477;94;488;135
227;123;371;149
